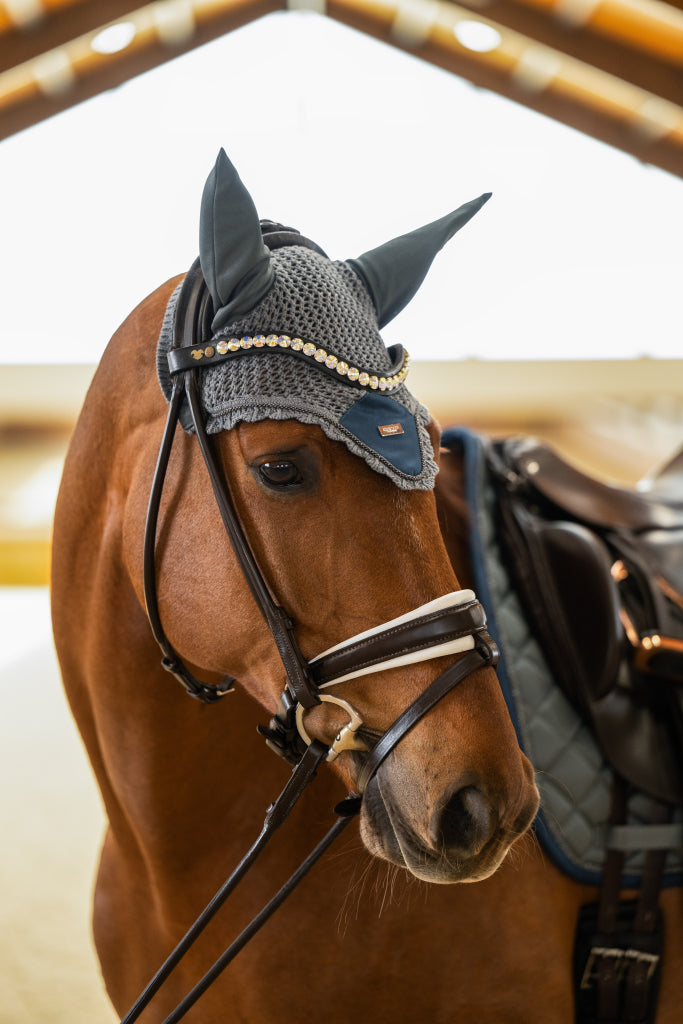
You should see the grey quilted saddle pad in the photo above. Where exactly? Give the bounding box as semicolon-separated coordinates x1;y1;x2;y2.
443;427;682;887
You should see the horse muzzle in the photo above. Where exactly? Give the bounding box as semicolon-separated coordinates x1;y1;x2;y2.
260;589;539;883
360;751;539;884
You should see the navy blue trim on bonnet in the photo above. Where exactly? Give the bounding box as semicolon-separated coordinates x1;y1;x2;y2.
340;393;424;478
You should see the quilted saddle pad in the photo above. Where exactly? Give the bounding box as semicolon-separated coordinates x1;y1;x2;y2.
441;427;682;887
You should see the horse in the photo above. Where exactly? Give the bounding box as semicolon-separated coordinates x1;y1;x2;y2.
51;150;680;1023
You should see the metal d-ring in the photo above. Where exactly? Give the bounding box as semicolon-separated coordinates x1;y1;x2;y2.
295;694;369;762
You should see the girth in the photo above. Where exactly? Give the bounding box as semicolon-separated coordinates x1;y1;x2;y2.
132;257;498;1023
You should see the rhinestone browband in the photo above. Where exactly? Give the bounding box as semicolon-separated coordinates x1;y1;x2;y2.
167;334;410;393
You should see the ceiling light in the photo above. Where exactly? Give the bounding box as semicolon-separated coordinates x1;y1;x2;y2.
453;21;502;53
90;22;137;55
512;46;562;91
392;0;440;46
32;51;75;96
4;0;43;30
635;97;681;141
154;0;195;46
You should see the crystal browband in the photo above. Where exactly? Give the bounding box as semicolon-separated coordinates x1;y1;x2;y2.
167;334;410;393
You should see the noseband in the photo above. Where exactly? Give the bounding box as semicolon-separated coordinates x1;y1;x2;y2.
131;258;498;1023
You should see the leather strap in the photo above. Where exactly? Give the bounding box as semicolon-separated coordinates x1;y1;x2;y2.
311;600;486;687
143;297;234;703
144;259;321;710
356;639;497;793
119;741;331;1024
577;776;670;1024
160;801;358;1024
136;258;500;1024
184;368;319;709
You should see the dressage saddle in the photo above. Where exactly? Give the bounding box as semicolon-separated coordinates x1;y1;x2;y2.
487;437;683;805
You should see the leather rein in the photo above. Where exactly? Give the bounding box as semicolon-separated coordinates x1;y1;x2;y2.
127;257;498;1023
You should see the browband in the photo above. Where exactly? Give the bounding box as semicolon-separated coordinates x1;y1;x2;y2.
167;335;409;394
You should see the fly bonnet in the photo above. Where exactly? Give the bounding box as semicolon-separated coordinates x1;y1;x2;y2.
157;148;490;489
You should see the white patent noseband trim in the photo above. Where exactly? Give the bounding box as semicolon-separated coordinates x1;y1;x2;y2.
311;589;477;689
318;636;475;689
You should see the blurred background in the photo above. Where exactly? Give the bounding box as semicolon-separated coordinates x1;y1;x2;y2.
0;1;681;1020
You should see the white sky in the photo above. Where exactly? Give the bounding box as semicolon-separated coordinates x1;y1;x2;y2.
1;11;682;364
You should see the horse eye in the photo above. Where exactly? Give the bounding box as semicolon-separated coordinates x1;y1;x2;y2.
258;460;303;487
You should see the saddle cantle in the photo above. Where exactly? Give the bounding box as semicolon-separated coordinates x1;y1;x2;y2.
486;436;683;805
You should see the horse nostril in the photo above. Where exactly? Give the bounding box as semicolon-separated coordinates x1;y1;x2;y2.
432;785;495;856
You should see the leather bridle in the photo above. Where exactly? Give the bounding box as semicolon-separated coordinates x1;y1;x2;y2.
127;256;499;1023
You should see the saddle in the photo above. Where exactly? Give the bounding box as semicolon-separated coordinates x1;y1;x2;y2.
487;437;683;806
438;429;683;1024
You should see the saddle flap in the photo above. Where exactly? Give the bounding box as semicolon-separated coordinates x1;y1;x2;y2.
489;434;683;805
589;688;683;803
502;501;623;705
638;443;683;504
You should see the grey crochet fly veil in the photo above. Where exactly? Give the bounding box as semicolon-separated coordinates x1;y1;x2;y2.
157;148;491;490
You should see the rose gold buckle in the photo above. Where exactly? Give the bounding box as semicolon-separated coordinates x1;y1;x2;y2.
634;633;683;676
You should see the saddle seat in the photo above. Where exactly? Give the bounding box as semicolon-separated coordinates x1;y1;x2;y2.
636;444;683;505
501;437;683;531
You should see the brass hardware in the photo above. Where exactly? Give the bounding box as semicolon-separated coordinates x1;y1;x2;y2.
611;559;629;583
581;947;659;991
634;632;683;673
295;694;369;763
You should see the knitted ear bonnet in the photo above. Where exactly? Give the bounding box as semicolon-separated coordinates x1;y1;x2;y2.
157;148;490;490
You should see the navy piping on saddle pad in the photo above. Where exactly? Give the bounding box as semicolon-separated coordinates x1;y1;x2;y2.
443;426;682;889
443;428;521;730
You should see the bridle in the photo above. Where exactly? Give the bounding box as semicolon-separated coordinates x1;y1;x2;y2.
128;254;499;1023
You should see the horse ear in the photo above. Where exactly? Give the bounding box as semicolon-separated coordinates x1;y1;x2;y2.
346;194;491;329
199;148;275;332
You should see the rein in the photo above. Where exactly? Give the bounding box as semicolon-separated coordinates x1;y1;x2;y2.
132;258;498;1022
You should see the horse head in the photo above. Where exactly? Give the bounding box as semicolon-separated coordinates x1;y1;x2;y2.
133;148;539;886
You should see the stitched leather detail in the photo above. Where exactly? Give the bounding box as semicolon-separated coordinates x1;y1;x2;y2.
356;644;495;793
311;601;486;686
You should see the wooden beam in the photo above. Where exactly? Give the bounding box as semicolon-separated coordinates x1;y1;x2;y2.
492;0;683;66
3;359;681;426
0;0;281;140
0;0;682;179
446;0;683;106
0;1;145;73
326;0;683;177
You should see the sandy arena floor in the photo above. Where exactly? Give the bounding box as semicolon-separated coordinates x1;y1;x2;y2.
0;587;117;1024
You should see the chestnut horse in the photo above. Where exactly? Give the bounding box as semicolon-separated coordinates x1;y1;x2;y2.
51;154;680;1022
